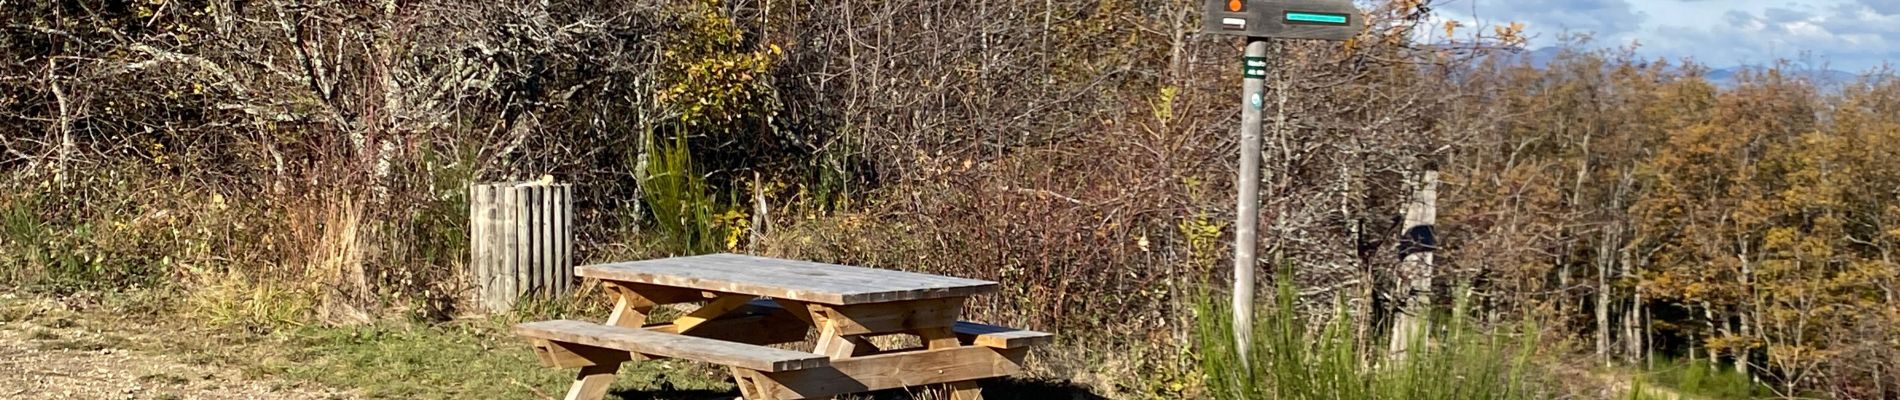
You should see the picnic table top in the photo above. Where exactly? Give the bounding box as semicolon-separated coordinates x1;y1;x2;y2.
577;253;999;305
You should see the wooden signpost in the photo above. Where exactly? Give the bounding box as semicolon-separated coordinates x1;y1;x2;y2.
1200;0;1361;366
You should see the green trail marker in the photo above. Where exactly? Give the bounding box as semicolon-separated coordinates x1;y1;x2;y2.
1200;0;1362;368
1285;12;1350;25
1242;56;1269;79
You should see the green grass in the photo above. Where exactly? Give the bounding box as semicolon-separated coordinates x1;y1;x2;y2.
255;320;740;399
1639;357;1772;399
638;127;727;256
1;291;1111;400
2;292;733;399
1195;279;1539;400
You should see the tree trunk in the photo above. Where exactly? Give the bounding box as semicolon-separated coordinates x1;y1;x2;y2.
1621;246;1643;363
1164;1;1186;85
1703;302;1721;363
1559;259;1572;329
1595;264;1611;362
1725;311;1743;374
1736;309;1750;376
1596;231;1614;363
49;59;73;187
1389;162;1439;360
1736;249;1753;377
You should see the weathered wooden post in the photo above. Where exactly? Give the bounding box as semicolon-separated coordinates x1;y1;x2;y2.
470;180;575;313
1202;0;1363;367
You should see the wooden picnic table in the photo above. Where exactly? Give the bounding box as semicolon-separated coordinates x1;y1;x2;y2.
515;253;1052;400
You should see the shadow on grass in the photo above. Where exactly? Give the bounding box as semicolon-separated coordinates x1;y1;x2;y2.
609;387;741;400
977;378;1109;400
609;378;1105;400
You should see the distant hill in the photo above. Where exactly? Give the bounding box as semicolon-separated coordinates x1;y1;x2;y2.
1704;66;1858;88
1509;47;1857;88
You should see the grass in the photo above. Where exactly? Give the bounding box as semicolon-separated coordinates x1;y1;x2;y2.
1638;357;1773;399
638;127;727;256
0;287;1119;400
252;319;1095;400
1;291;733;400
243;319;739;399
1195;279;1539;400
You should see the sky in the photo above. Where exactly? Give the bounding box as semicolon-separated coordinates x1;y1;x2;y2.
1429;0;1900;72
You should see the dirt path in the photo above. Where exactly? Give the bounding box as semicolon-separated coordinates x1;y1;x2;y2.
0;295;351;400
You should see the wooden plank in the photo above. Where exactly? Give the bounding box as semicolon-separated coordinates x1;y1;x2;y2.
516;185;533;299
658;302;809;345
604;282;714;328
531;339;632;369
515;320;830;372
771;298;817;324
952;322;1054;349
565;363;620;400
750;346;1027;399
812;319;856;360
525;185;540;295
746;299;1049;348
504;186;522;307
730;368;768;399
539;185;553;295
605;290;650;328
579;254;998;305
491;183;510;310
672;294;755;333
919;327;983;400
516;184;532;293
470;184;491;311
540;184;556;295
558;185;573;294
816;297;964;336
528;185;540;295
516;185;533;298
611;282;714;309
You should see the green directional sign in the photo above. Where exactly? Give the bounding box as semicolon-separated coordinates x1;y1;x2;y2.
1203;0;1362;41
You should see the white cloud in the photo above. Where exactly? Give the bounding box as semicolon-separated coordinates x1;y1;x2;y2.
1434;0;1645;37
1430;0;1898;71
1860;0;1900;15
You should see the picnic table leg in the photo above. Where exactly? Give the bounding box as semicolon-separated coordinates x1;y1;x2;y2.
558;282;691;400
812;319;861;359
729;367;767;400
565;363;622;400
918;327;984;400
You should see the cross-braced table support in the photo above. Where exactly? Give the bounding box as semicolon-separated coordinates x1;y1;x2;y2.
789;297;984;399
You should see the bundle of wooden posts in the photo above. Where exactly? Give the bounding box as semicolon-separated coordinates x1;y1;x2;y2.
468;180;575;312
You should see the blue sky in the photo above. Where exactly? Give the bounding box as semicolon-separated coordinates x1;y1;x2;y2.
1429;0;1900;72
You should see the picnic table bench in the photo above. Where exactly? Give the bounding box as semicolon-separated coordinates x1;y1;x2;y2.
515;253;1052;400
